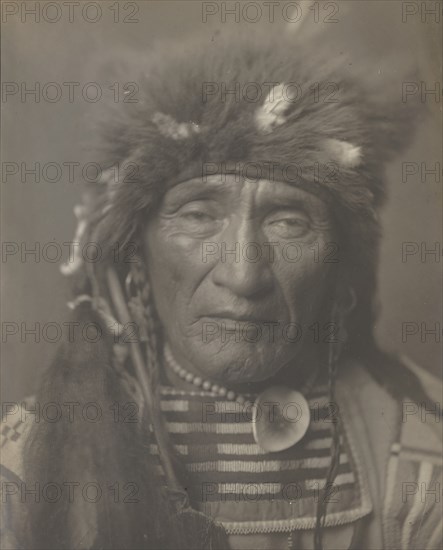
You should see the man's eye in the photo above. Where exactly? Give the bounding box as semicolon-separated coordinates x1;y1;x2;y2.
278;218;306;227
180;210;213;222
174;202;221;234
266;215;311;238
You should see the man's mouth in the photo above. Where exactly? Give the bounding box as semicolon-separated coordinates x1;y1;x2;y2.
200;312;279;324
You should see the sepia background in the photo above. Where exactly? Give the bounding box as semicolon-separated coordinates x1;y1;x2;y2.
2;0;442;401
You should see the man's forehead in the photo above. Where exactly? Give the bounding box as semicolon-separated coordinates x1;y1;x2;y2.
170;175;329;205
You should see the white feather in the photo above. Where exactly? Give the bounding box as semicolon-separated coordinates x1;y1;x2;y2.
153;112;200;140
324;139;362;168
255;83;291;134
60;206;87;276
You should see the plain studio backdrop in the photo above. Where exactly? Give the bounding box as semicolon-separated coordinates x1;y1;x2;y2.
1;0;441;402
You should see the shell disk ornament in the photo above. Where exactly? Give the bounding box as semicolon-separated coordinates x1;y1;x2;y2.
252;386;310;452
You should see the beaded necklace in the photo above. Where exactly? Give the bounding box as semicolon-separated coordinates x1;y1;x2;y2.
164;344;318;453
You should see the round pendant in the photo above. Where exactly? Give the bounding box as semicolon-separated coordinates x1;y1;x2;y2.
252;386;310;453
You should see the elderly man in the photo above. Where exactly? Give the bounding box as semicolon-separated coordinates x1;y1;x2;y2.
1;33;441;550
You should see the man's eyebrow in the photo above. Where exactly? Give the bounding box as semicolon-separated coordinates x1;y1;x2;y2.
266;185;332;210
264;198;307;209
163;179;328;212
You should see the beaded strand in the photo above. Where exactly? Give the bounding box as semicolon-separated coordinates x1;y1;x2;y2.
164;345;249;405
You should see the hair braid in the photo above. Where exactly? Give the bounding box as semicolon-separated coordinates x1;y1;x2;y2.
126;259;190;494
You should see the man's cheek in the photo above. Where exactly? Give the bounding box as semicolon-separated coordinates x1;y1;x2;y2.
280;267;330;320
274;256;320;290
160;236;214;275
146;241;198;289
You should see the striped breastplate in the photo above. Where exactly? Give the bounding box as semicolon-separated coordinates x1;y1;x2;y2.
149;383;372;535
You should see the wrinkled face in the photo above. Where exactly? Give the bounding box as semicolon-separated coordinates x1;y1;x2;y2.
144;175;337;384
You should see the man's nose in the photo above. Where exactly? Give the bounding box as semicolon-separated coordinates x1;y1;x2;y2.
210;217;274;298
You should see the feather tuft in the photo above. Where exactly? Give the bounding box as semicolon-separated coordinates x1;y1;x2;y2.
324;138;362;168
153;112;200;140
60;206;87;276
255;83;291;134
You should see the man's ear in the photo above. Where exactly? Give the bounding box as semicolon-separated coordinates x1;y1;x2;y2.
337;284;357;317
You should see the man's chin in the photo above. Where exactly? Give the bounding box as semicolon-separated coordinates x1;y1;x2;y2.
187;339;289;385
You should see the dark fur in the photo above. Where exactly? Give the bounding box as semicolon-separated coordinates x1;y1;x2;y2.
23;306;181;550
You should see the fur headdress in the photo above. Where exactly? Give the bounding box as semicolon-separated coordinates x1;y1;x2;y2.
65;30;421;353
